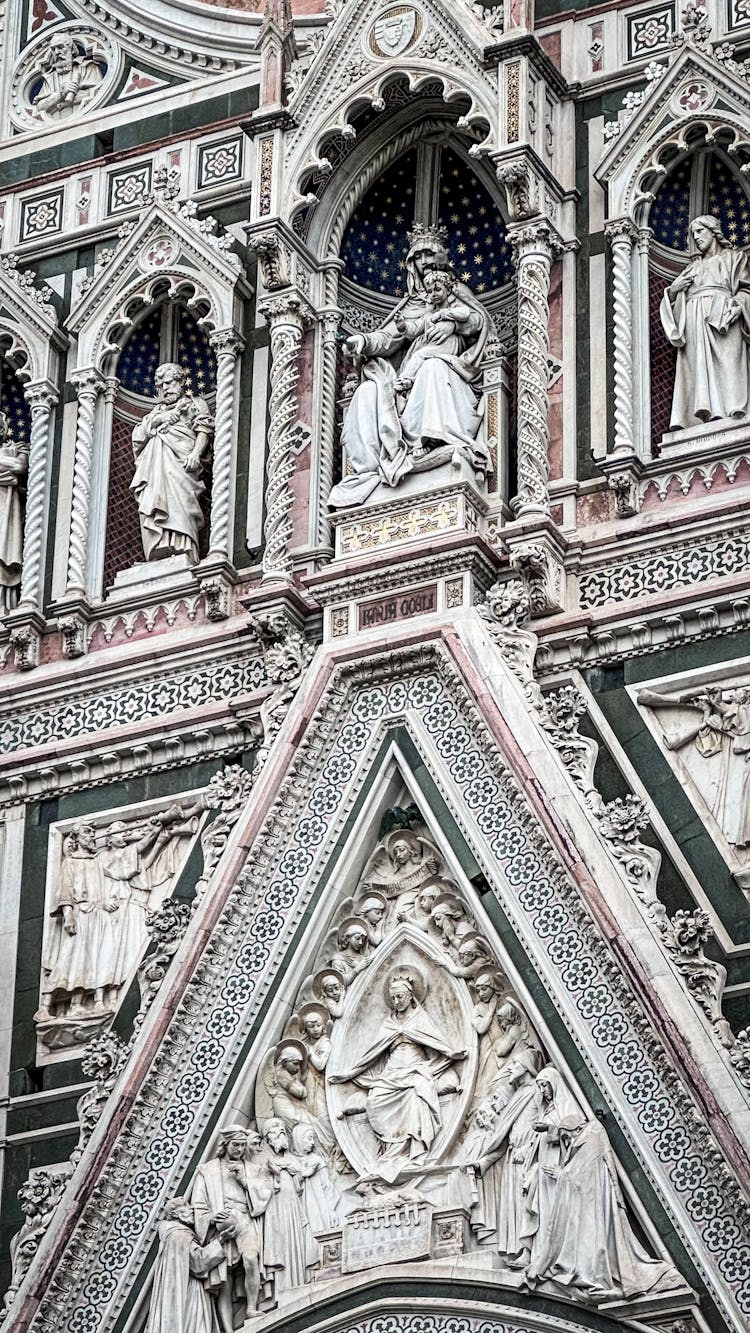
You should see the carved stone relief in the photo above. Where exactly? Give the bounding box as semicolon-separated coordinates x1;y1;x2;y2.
11;26;115;131
638;670;750;890
35;797;205;1056
150;807;685;1329
329;225;493;509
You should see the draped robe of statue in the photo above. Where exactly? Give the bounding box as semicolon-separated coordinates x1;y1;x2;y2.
44;842;112;1001
342;998;458;1163
524;1067;586;1277
660;243;750;429
530;1119;679;1297
261;1151;309;1297
99;840;149;990
147;1215;222;1333
131;390;213;563
0;425;27;615
329;249;491;508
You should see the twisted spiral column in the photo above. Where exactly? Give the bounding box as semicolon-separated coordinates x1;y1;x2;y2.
208;329;244;561
605;218;636;455
317;263;343;549
261;296;307;582
511;222;558;517
65;370;104;596
18;382;57;610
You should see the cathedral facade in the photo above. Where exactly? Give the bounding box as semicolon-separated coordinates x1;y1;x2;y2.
1;2;750;1333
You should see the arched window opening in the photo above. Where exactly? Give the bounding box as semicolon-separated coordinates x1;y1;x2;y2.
103;303;216;591
648;149;750;443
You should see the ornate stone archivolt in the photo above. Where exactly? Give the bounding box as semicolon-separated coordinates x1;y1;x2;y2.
596;32;750;471
7;634;749;1333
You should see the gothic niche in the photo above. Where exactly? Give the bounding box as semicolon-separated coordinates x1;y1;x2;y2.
105;302;217;589
151;808;685;1330
330;144;513;509
650;149;750;443
0;352;31;617
34;797;204;1056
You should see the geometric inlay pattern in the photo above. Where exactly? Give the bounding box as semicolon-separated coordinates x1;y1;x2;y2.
0;648;265;754
579;528;750;607
35;645;750;1333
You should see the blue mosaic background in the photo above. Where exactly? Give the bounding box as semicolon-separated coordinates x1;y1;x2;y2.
650;152;750;250
0;358;31;443
340;147;511;296
117;306;217;397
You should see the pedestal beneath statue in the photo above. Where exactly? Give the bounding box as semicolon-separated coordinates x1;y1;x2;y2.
109;553;195;595
331;459;487;561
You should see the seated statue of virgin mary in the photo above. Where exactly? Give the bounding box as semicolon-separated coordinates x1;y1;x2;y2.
329;226;492;509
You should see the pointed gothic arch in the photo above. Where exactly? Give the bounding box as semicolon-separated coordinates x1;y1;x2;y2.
7;623;749;1333
58;197;251;610
596;42;750;462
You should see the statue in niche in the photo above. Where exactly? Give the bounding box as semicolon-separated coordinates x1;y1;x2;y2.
131;363;214;565
190;1125;272;1329
660;215;750;430
36;804;200;1046
146;1197;225;1333
198;807;684;1310
329;225;491;508
328;968;467;1168
29;31;106;121
0;409;28;616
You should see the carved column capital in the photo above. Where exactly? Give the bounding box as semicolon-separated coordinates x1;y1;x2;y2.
210;328;246;358
509;218;564;262
259;291;313;333
604;216;638;246
23;379;58;413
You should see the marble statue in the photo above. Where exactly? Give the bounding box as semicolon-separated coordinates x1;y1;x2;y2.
146;1197;224;1333
131;363;214;564
527;1118;679;1298
660;215;750;429
329;225;491;507
328;969;467;1167
0;410;28;616
179;809;683;1313
30;32;106;121
261;1119;309;1297
190;1126;272;1329
36;805;200;1050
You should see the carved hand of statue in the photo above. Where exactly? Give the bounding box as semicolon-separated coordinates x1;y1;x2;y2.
184;451;203;474
212;1209;238;1239
63;911;77;936
393;377;414;395
343;333;366;360
669;271;694;295
718;301;741;333
449;1049;468;1062
326;1072;348;1085
104;898;119;913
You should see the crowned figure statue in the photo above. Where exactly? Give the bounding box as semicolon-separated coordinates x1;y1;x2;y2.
329;224;491;508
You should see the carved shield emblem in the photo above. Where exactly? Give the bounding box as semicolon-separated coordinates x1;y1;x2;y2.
369;7;421;58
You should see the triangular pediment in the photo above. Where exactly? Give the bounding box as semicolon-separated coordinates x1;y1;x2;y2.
66;195;247;370
8;619;750;1333
0;255;64;382
596;41;750;209
284;0;499;185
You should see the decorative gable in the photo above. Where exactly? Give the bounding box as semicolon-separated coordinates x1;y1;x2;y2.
596;41;750;216
9;616;750;1333
66;179;248;374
